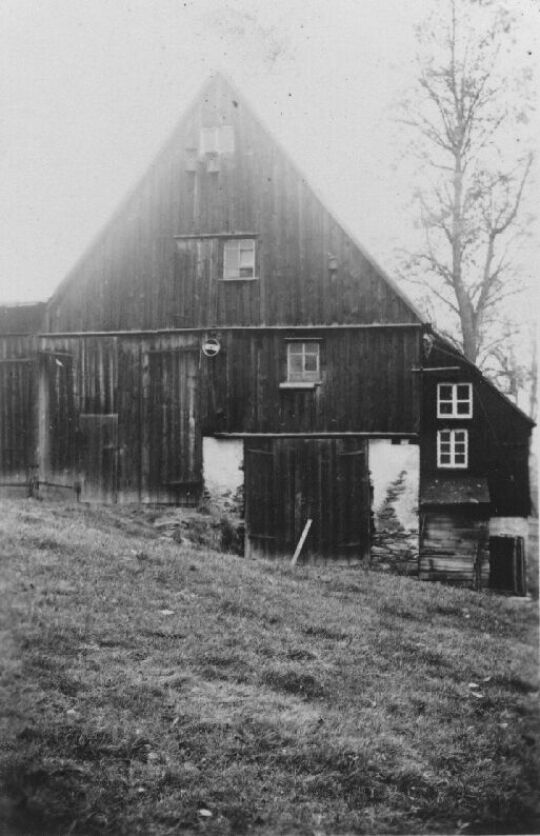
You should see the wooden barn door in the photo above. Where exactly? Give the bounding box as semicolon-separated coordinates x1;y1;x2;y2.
334;440;371;559
244;438;371;561
38;351;77;491
144;348;202;504
78;414;118;502
75;338;119;502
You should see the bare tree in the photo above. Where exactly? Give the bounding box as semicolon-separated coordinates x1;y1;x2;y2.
481;320;537;415
400;0;535;366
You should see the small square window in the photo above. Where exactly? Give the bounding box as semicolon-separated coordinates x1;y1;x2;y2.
437;429;469;469
437;382;472;419
286;342;321;383
223;239;256;280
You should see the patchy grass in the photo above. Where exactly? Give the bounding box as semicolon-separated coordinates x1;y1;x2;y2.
0;499;538;835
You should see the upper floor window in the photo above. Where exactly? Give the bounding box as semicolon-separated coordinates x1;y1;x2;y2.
223;238;256;280
199;125;235;155
437;429;468;469
287;341;321;383
437;382;472;418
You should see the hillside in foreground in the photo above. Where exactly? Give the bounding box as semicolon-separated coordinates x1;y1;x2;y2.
0;499;538;835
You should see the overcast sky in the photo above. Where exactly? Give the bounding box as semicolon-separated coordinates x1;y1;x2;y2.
0;0;538;307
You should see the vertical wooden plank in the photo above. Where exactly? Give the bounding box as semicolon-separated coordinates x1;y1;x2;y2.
38;355;50;483
140;345;151;501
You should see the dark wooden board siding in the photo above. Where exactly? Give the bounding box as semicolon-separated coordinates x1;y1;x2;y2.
201;328;420;434
117;340;143;502
419;510;489;586
145;347;201;504
41;352;77;477
1;328;420;499
0;336;38;483
45;76;420;332
420;343;532;517
245;437;371;561
78;414;118;502
30;334;203;503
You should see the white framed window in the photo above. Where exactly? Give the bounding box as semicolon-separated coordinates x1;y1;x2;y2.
286;341;321;383
223;238;256;279
437;429;468;469
437;382;472;418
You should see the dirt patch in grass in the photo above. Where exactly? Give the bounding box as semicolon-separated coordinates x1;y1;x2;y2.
19;533;72;554
261;669;326;700
1;753;130;835
302;624;349;641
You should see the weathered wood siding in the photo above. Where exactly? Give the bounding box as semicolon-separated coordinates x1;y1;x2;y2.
45;76;420;332
420;342;532;517
418;337;532;588
245;437;371;561
0;326;419;501
32;334;202;503
200;326;421;434
145;347;201;504
419;509;489;586
0;336;38;489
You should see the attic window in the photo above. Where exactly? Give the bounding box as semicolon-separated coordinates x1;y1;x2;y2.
437;429;468;469
223;238;256;280
199;125;235;156
437;382;472;418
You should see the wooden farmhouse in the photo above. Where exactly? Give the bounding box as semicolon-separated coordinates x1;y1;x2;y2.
0;74;533;591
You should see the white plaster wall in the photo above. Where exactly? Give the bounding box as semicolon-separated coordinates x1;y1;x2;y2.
203;437;244;498
489;518;529;538
369;439;419;531
203;437;420;531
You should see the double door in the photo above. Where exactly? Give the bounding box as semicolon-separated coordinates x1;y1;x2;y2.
244;437;371;561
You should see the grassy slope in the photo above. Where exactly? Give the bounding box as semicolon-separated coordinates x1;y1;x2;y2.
0;500;538;836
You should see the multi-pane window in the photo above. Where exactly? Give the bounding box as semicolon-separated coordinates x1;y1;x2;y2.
437;382;472;418
437;429;468;469
223;238;256;279
286;342;320;383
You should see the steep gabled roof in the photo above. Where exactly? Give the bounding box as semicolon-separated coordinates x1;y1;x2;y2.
210;73;427;325
47;72;425;326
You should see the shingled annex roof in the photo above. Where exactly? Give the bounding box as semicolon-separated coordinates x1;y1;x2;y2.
420;476;491;506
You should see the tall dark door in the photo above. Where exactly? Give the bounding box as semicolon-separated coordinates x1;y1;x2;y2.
144;348;202;503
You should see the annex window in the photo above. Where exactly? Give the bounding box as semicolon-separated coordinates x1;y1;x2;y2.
286;341;321;383
223;238;256;280
437;429;468;469
437;382;472;418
